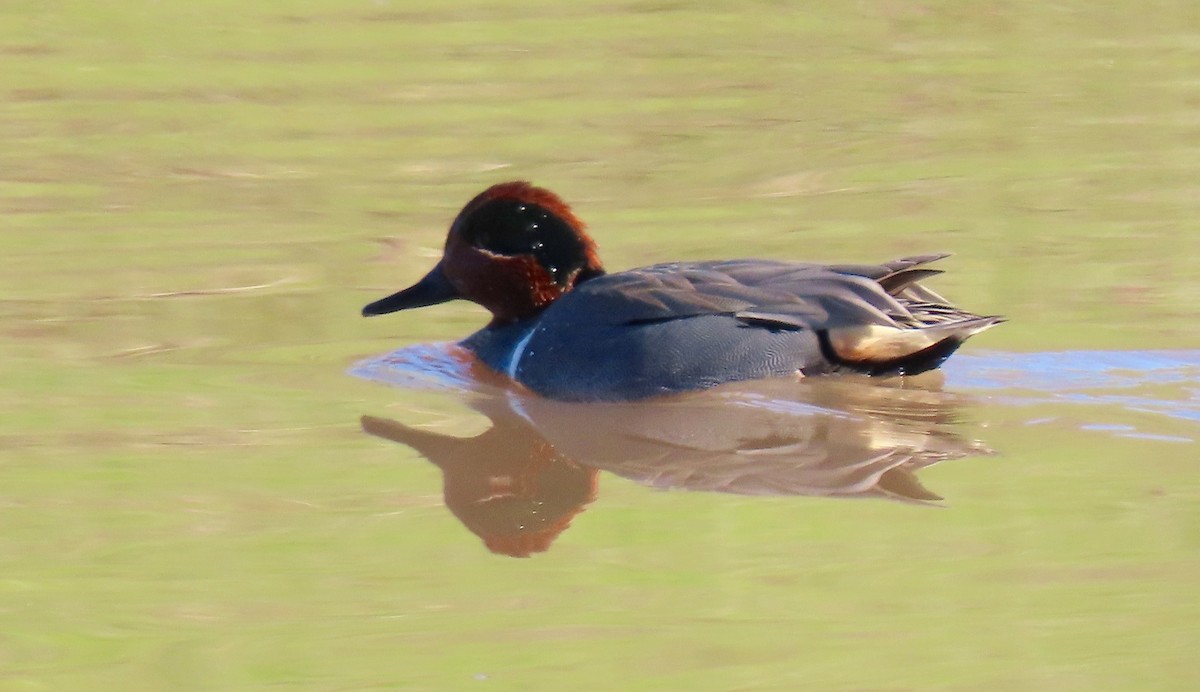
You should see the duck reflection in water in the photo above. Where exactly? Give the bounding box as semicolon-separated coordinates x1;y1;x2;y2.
359;349;992;558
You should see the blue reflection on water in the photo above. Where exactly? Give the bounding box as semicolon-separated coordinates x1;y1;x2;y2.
351;343;479;393
946;350;1200;440
946;350;1200;393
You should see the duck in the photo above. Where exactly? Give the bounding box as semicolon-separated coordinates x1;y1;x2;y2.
362;181;1002;402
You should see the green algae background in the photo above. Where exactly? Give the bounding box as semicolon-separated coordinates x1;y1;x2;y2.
2;1;1199;689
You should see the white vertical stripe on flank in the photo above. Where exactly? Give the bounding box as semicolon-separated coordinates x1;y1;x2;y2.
505;326;537;379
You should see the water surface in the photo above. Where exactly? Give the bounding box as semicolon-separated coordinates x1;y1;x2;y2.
3;1;1199;689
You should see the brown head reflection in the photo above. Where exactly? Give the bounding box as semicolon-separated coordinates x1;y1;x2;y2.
362;375;992;557
361;398;598;558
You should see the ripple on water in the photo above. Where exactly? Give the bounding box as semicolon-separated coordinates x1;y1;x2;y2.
352;346;1200;443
